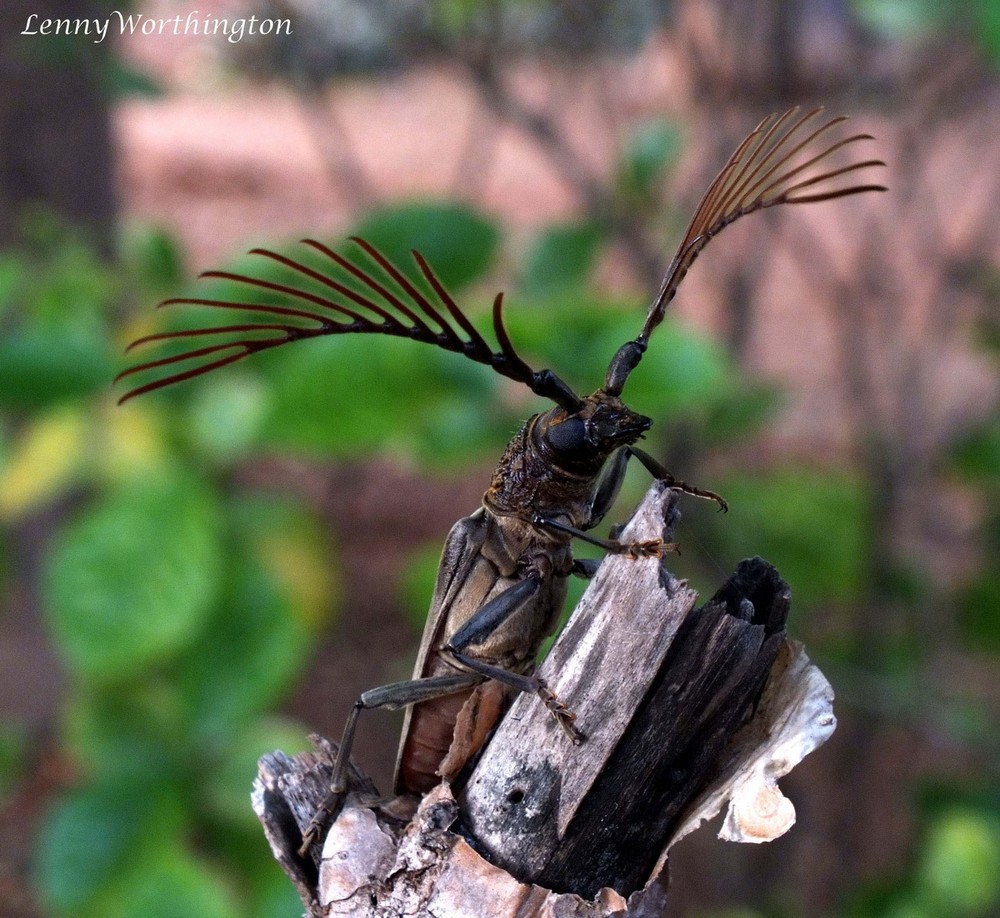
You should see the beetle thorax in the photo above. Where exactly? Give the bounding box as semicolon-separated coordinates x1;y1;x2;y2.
483;392;651;527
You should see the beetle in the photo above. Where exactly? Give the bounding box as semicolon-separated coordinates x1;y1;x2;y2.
115;107;884;854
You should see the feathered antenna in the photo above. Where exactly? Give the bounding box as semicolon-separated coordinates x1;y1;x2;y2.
641;106;886;342
602;106;885;395
115;237;582;411
119;108;884;410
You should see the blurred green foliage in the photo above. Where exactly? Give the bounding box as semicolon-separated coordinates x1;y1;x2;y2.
852;0;1000;65
846;792;1000;918
519;221;604;297
709;469;871;610
0;722;29;798
0;217;331;918
950;314;1000;656
614;119;684;212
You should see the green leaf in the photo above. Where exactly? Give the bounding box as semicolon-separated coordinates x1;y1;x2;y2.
34;777;181;915
63;686;189;783
99;57;164;100
236;496;340;628
178;547;309;742
701;380;783;446
123;225;185;293
0;722;29;798
349;200;500;289
950;420;1000;484
627;318;733;418
177;496;334;742
884;900;934;918
406;390;514;468
504;292;737;425
975;0;1000;65
959;571;1000;654
0;252;25;316
257;335;414;455
202;718;310;833
43;474;223;682
16;231;118;325
248;866;305;918
186;372;270;463
843;878;922;918
851;0;940;40
504;293;638;395
0;328;112;408
520;221;604;297
259;332;501;460
510;298;735;421
919;809;1000;913
88;843;241;918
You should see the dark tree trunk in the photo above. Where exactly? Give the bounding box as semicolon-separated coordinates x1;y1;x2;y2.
0;0;117;255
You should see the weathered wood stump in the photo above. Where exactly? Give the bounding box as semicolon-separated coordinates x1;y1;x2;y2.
253;484;836;916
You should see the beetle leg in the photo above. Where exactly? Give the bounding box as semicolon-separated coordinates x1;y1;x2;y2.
571;557;601;579
626;446;729;512
532;513;677;559
438;575;584;743
586;445;631;529
299;672;482;856
446;575;543;651
442;647;585;744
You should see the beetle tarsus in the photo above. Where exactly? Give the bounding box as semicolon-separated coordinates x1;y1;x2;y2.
298;791;345;857
622;538;677;560
670;483;728;513
535;678;585;743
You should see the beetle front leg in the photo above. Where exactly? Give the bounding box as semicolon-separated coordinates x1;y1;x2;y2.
627;445;729;512
299;672;481;856
586;443;631;529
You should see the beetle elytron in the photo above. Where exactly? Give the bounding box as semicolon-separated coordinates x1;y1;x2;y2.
116;107;885;854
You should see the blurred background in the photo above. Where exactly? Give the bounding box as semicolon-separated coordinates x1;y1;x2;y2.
1;1;998;916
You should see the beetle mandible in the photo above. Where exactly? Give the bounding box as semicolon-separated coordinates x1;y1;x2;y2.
116;107;885;854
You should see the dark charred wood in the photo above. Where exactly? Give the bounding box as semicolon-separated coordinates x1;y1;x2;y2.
529;575;787;897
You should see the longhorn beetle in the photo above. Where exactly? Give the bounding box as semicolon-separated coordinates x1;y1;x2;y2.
116;107;885;854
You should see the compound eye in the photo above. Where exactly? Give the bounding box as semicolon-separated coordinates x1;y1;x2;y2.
546;417;588;455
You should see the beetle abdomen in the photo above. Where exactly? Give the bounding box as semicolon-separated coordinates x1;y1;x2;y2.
396;688;475;793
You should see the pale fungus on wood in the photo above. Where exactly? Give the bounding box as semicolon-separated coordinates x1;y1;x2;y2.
253;483;836;917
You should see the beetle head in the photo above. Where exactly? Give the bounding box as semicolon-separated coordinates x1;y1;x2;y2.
536;392;651;472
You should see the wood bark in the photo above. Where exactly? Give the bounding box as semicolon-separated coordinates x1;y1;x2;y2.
254;484;836;916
